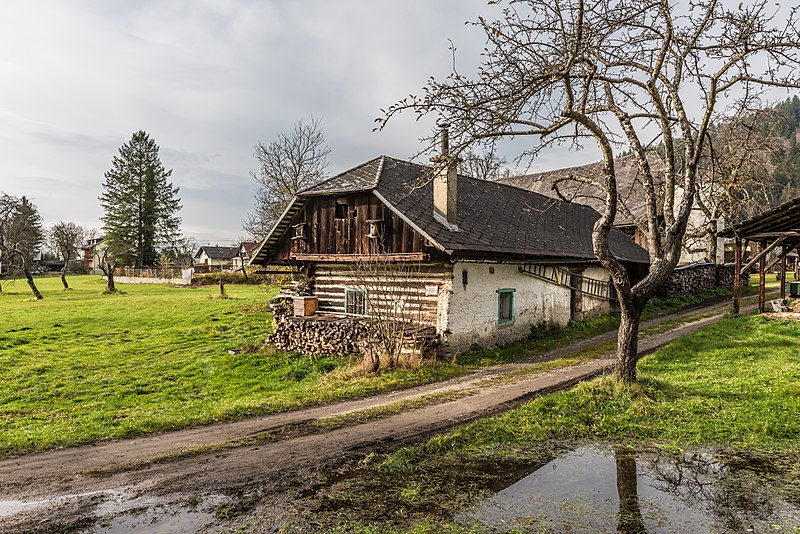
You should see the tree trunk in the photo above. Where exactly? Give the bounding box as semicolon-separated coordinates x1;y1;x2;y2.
106;270;116;293
24;267;43;300
614;305;641;382
60;268;69;290
219;267;225;297
705;222;718;263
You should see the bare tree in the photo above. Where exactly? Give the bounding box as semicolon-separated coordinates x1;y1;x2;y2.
349;256;433;371
458;147;510;180
377;0;800;381
49;222;85;290
97;241;132;294
0;195;44;299
688;108;789;262
159;235;197;269
0;193;18;293
244;118;330;239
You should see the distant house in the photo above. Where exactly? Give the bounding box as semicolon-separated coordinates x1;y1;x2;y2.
78;237;107;274
231;241;260;271
250;152;649;355
194;246;241;270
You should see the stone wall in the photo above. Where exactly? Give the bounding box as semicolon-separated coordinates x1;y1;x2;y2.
657;263;749;297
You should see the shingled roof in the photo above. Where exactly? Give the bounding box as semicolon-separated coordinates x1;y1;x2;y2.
292;155;649;264
497;153;667;226
196;246;240;260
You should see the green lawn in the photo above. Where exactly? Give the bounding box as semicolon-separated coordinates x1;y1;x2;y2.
0;275;765;457
380;313;800;474
0;275;534;455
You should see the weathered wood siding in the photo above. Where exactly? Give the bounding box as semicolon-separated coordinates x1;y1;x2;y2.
271;192;428;260
313;263;452;326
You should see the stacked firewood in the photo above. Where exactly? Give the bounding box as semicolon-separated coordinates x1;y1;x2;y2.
268;316;438;362
715;264;750;288
268;316;373;355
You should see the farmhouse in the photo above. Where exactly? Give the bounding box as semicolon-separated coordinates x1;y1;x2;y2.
251;146;649;356
78;237;107;274
194;245;240;269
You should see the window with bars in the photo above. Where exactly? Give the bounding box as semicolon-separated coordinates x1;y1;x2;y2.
345;287;367;316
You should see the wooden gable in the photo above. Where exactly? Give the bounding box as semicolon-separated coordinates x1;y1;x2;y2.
269;192;432;262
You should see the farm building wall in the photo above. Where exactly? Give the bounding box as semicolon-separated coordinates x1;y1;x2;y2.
438;261;612;353
270;192;430;261
312;262;452;326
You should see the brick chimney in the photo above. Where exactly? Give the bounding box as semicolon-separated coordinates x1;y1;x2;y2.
431;125;459;231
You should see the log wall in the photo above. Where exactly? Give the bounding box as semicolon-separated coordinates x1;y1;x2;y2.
312;262;452;326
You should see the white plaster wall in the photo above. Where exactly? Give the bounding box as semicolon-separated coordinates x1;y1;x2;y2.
439;261;574;354
574;265;613;320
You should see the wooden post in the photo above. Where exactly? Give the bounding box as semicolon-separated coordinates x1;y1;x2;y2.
759;241;766;313
733;238;741;314
781;249;787;300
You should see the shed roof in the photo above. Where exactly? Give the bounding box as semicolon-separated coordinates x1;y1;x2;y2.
252;155;650;265
718;196;800;240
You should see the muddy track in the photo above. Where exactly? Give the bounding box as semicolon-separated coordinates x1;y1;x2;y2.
0;297;766;532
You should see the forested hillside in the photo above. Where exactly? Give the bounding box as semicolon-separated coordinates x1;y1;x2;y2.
770;95;800;203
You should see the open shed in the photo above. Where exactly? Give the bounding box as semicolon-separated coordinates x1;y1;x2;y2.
718;197;800;313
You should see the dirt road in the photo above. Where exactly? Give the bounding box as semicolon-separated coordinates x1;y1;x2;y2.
0;298;754;532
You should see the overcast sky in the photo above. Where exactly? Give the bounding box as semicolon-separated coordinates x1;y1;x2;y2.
3;1;798;246
1;0;602;244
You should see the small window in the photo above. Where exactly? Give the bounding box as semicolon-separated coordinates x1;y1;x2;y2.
345;287;367;316
335;198;350;219
497;288;515;323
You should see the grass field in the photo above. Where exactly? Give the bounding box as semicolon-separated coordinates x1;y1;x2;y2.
0;275;761;457
0;275;511;455
380;313;800;474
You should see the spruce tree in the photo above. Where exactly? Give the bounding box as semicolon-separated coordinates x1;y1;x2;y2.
100;131;181;268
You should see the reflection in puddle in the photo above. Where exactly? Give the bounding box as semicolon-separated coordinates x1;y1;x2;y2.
460;445;800;533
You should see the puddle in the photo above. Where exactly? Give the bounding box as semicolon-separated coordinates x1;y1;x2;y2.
0;488;231;533
0;489;120;517
458;444;800;533
89;493;231;533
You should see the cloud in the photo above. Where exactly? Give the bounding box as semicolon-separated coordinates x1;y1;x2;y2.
0;0;532;242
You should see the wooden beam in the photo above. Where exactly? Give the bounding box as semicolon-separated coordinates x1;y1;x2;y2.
781;253;787;300
764;241;799;273
740;235;786;275
738;231;800;240
291;253;427;262
733;238;741;315
759;241;766;313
